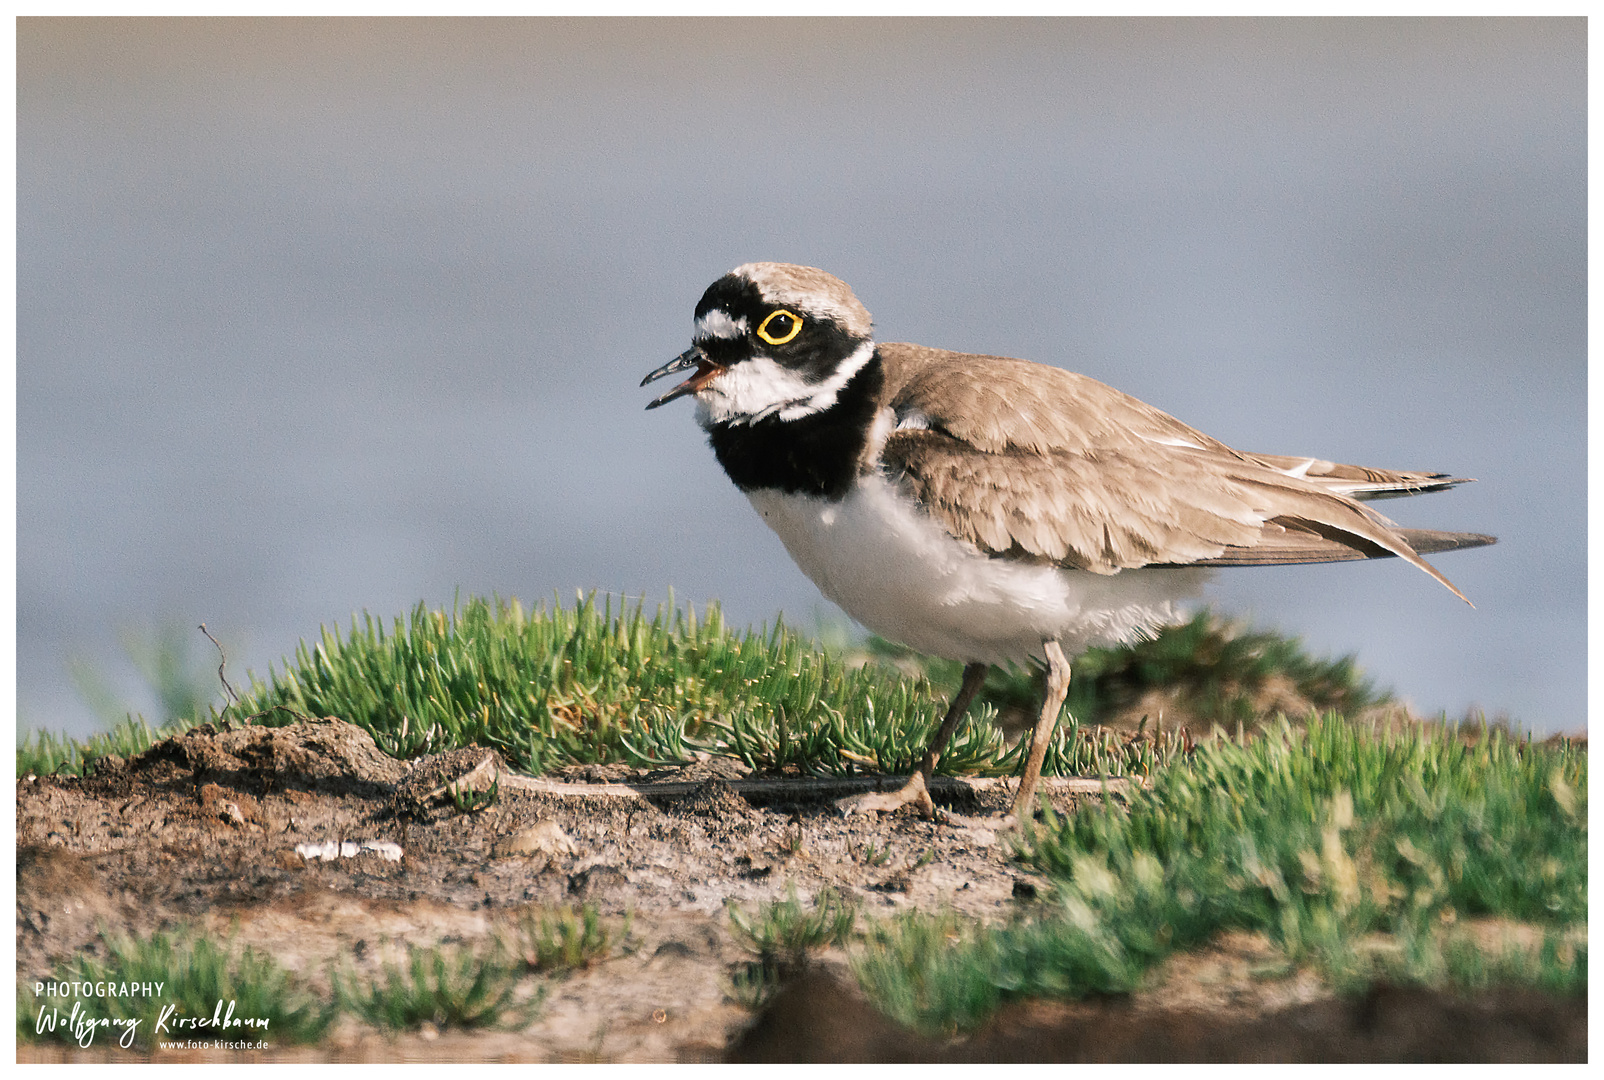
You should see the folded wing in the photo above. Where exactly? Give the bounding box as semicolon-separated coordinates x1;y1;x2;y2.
875;343;1495;605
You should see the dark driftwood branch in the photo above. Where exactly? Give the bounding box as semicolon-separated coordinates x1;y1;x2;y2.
418;750;1140;806
491;769;1137;803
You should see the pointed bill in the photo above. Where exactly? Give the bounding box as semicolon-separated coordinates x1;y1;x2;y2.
642;347;724;410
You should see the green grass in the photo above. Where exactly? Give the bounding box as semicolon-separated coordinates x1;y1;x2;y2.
1398;924;1586;996
22;928;333;1050
334;943;540;1033
1022;714;1586;929
500;903;630;974
21;596;1388;782
18;714;204;779
854;908;1142;1034
847;714;1587;1033
198;593;1201;779
20;926;580;1049
729;887;858;962
225;594;992;776
727;887;859;1006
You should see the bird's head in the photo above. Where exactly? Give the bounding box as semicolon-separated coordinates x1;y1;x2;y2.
641;262;875;426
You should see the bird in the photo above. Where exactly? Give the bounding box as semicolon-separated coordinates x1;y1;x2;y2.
641;262;1495;823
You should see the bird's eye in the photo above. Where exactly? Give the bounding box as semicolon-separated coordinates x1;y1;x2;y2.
756;309;802;346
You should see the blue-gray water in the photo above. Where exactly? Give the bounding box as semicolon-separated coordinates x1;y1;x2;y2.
18;18;1584;739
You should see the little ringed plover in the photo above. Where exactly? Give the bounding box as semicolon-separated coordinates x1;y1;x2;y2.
642;262;1495;822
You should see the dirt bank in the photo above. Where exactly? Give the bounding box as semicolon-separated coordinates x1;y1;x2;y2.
15;718;1585;1062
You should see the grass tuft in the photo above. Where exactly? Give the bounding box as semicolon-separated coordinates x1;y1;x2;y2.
500;904;629;975
334;943;538;1033
224;594;962;776
727;887;858;1006
853;908;1144;1035
22;928;332;1049
17;715;203;778
729;886;858;961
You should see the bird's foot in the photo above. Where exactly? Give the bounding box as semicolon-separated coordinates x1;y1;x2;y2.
836;772;936;818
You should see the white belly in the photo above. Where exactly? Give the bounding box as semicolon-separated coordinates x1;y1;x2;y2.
747;475;1208;667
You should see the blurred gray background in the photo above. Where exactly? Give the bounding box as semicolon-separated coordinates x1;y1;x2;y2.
18;18;1584;739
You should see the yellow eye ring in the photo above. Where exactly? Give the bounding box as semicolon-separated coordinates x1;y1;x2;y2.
756;309;803;346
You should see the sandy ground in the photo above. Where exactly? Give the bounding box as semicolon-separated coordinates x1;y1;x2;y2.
15;718;1585;1062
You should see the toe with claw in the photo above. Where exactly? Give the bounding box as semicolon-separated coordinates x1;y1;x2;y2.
836;771;936;817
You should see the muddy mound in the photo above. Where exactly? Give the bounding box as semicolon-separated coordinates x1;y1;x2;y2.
86;716;407;798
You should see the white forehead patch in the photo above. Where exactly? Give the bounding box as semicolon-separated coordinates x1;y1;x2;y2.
695;340;876;428
695;310;748;341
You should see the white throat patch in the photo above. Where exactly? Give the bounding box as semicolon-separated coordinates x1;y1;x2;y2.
695;340;875;428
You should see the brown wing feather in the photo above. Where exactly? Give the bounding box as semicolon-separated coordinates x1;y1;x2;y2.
879;342;1234;456
1189;521;1497;566
873;342;1490;604
883;432;1264;570
1235;453;1471;500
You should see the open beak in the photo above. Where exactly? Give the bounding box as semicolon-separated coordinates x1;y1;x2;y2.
641;346;724;410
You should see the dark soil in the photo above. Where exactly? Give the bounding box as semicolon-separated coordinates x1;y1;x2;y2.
731;967;1587;1063
15;718;1586;1062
